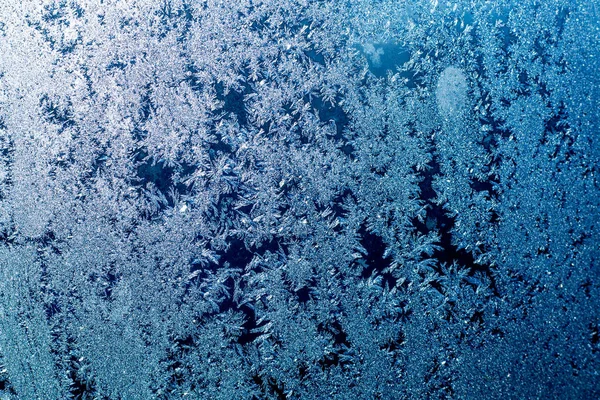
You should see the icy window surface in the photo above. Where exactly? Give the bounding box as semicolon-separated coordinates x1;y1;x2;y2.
0;0;598;399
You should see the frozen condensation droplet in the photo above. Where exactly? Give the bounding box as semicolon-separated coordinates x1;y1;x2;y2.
436;66;468;119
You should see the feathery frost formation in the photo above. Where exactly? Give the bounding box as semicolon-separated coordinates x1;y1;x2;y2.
0;0;598;399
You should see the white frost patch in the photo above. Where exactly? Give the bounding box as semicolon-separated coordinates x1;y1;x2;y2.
362;43;384;68
436;66;468;119
179;202;188;213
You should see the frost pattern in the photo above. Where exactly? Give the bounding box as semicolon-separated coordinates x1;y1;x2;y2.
0;0;598;399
